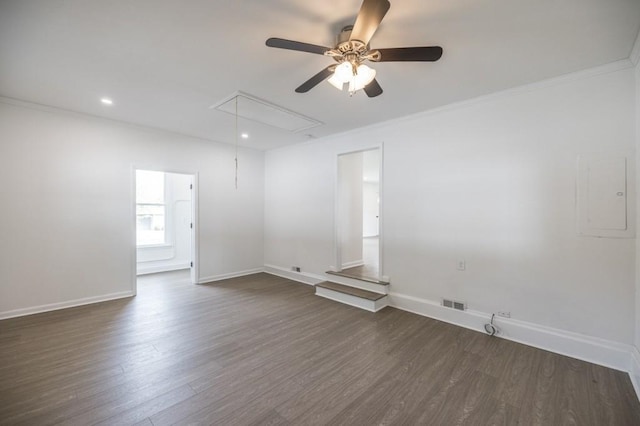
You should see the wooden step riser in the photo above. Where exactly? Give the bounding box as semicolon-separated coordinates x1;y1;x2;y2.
315;287;389;312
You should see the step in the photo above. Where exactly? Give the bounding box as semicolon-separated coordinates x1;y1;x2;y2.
315;282;389;312
325;271;390;295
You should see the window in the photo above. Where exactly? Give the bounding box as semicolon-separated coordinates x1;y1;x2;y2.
136;170;166;246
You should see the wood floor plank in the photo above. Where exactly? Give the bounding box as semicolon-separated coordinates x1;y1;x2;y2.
1;270;639;425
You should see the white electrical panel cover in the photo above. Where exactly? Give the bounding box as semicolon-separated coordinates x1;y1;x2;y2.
577;155;628;237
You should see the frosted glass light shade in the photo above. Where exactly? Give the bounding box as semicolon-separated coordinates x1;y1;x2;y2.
328;74;345;90
327;62;353;90
334;62;353;81
327;62;376;94
350;64;376;92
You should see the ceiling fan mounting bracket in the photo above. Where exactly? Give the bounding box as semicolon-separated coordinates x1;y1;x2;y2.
337;25;354;44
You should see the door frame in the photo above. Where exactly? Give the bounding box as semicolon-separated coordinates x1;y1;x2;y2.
131;166;199;295
332;144;384;280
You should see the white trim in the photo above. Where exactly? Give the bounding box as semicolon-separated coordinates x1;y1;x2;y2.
334;144;385;281
136;243;173;249
377;143;385;278
130;165;138;296
263;264;325;286
315;286;388;312
137;264;190;275
341;259;364;269
197;268;265;284
0;96;243;149
630;347;640;398
132;167;199;290
332;152;341;273
324;273;389;295
383;61;633;130
0;291;134;320
268;60;634;155
191;173;199;285
389;292;634;373
630;28;640;66
208;90;323;132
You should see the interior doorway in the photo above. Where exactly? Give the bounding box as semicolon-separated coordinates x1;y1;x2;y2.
134;169;197;286
335;147;382;281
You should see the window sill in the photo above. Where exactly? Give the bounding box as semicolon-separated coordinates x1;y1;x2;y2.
137;243;173;249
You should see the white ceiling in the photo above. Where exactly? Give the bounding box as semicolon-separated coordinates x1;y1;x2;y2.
1;0;639;151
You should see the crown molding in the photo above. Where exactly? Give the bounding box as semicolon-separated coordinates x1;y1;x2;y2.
0;96;262;152
269;59;634;153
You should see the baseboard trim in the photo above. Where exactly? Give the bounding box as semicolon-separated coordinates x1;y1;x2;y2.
197;268;265;284
137;263;190;275
0;291;135;320
341;259;364;269
263;264;325;286
630;347;640;398
389;292;634;374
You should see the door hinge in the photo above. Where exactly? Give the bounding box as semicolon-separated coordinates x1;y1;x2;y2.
189;184;193;190
190;261;193;268
190;223;193;229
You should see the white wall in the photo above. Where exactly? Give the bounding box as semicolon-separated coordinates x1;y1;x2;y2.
362;149;380;238
363;182;379;237
265;64;636;345
338;152;363;268
137;172;192;275
0;100;264;317
635;57;640;350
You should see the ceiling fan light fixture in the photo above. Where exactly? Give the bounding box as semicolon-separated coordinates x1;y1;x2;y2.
350;64;376;92
327;74;345;91
266;0;442;98
328;62;376;94
335;62;354;81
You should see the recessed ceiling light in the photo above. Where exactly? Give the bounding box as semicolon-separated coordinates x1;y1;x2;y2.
241;133;249;139
100;98;113;105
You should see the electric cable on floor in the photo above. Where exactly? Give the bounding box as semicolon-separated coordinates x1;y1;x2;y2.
484;313;498;336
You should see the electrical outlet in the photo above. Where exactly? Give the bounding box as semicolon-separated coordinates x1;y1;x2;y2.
291;266;301;272
457;260;466;271
497;311;511;318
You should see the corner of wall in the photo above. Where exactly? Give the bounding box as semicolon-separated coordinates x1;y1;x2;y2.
630;347;640;399
630;28;640;66
263;264;325;286
635;37;640;359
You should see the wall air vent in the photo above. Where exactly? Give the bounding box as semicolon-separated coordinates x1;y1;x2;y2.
442;298;466;311
210;91;323;133
453;301;466;311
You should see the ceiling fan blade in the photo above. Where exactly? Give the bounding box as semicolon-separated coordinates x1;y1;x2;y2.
266;38;330;55
374;46;443;62
364;79;383;97
295;66;336;93
350;0;391;45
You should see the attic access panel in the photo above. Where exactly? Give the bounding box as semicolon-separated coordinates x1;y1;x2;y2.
211;91;322;133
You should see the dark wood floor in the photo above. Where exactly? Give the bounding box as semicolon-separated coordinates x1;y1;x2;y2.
1;271;639;425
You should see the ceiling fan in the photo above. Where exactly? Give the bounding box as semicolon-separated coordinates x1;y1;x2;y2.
265;0;443;98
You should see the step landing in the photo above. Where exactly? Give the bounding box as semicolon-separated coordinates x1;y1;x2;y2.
315;281;389;312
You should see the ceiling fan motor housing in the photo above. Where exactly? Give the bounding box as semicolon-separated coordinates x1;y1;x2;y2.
332;25;381;67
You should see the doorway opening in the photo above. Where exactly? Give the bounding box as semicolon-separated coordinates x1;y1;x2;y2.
134;169;197;286
335;147;382;281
